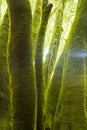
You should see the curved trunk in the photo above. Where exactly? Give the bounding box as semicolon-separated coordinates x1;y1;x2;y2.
54;0;87;129
7;1;36;130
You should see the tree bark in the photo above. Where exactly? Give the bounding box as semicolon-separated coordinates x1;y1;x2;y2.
35;3;52;130
45;46;66;130
0;9;10;130
7;0;36;130
44;0;65;88
32;0;42;64
32;0;42;48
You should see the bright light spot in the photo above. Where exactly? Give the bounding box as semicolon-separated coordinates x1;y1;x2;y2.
1;2;7;20
73;0;78;3
43;46;49;62
69;52;87;58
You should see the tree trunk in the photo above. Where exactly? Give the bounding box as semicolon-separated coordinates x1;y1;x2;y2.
32;0;42;48
35;3;52;130
54;0;87;129
0;9;10;130
7;1;36;130
45;45;66;130
44;0;65;88
32;0;42;65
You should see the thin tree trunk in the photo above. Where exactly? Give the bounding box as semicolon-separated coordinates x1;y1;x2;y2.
7;1;36;130
45;43;67;130
32;0;42;49
0;9;10;130
35;3;52;130
44;0;65;88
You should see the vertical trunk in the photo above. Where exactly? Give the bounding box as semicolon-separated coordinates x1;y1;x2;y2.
45;46;66;130
44;0;65;87
54;0;87;129
32;0;42;63
7;1;36;130
32;0;42;48
35;3;52;130
0;10;10;130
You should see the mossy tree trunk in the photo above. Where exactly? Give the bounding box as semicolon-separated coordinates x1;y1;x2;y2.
7;0;36;130
35;2;52;130
45;46;66;130
53;0;87;129
32;0;42;59
44;0;65;88
0;9;10;130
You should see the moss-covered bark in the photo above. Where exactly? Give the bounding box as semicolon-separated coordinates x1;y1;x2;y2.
0;10;10;130
32;0;42;47
45;47;66;130
7;0;36;130
44;0;65;87
53;0;87;129
32;0;42;65
35;3;52;130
